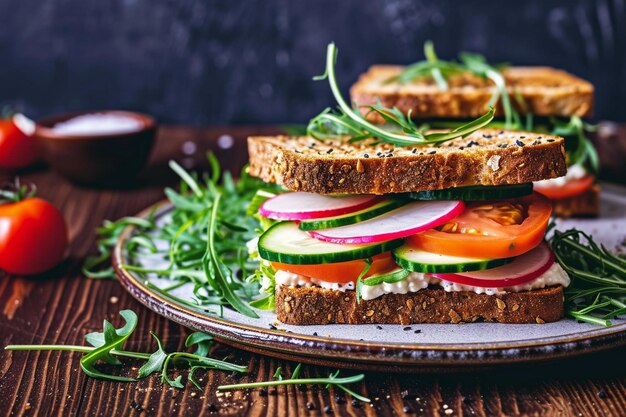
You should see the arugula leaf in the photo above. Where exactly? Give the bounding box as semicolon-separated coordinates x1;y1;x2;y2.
137;332;168;379
80;310;138;382
184;332;214;357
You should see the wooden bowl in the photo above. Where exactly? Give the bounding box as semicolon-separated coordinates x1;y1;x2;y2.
34;110;157;187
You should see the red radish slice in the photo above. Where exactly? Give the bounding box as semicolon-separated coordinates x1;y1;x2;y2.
258;192;381;220
430;242;555;288
309;200;465;244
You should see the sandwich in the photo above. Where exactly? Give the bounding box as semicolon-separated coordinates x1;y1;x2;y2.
246;43;571;325
350;42;599;218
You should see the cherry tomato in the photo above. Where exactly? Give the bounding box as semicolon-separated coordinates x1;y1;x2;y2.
0;114;39;169
0;195;68;275
407;193;552;259
271;252;397;284
534;176;594;200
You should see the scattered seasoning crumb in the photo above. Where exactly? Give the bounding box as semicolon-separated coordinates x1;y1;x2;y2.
190;392;197;397
386;153;394;157
516;140;525;147
598;389;608;399
310;142;316;147
403;326;412;331
444;409;454;415
499;130;504;134
403;405;413;413
498;143;508;148
547;138;555;142
520;136;526;139
109;296;119;304
376;325;383;330
24;403;32;411
259;389;267;397
531;140;539;145
306;402;316;410
411;148;417;154
419;152;424;156
428;151;436;155
459;146;464;150
414;329;422;334
401;390;409;398
335;395;346;404
269;324;277;330
324;405;333;414
443;404;449;409
364;153;369;158
482;134;492;139
352;399;361;407
313;332;318;336
326;149;334;154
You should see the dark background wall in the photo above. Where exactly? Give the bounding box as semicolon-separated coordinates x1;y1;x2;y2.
1;0;624;125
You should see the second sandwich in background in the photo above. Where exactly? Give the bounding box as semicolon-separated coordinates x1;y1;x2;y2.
350;42;600;218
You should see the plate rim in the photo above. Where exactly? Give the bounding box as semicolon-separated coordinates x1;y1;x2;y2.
113;187;626;368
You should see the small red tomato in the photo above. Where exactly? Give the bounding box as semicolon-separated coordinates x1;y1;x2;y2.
0;114;39;169
0;182;68;275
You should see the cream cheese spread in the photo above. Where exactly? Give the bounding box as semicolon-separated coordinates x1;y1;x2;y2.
274;262;570;300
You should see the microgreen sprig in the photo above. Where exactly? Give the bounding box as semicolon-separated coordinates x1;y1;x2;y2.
5;310;246;388
551;229;626;326
218;364;370;403
307;43;495;147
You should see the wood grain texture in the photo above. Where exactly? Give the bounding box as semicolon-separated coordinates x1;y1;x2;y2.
0;126;625;417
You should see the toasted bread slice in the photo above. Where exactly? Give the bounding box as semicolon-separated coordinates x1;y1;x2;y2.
350;65;594;122
552;184;600;217
248;129;566;195
276;285;564;325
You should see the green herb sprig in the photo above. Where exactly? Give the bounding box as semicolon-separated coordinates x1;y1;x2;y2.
550;116;600;175
4;310;246;388
306;43;495;147
218;364;370;403
83;155;281;318
551;229;626;326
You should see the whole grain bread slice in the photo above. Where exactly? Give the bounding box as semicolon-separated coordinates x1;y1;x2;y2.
350;65;594;122
248;129;566;195
276;285;564;325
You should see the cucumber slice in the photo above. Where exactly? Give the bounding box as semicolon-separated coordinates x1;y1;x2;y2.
259;222;402;264
298;198;407;231
362;268;410;286
247;189;277;216
393;245;514;273
408;183;533;201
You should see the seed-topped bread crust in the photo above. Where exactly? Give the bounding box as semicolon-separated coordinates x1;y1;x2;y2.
350;65;594;122
247;129;567;195
275;285;564;325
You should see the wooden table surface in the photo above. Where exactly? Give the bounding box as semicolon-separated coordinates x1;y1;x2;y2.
1;125;626;417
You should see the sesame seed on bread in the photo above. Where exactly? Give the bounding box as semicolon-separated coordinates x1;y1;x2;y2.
247;129;567;195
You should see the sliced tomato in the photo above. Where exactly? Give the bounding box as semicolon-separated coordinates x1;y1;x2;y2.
534;176;594;200
407;193;552;259
271;252;397;284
